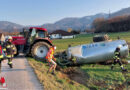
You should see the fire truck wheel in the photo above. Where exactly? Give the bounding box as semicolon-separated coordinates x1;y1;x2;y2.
31;42;50;61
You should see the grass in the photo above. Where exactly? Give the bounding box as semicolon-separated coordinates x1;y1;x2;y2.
54;31;130;53
28;58;89;90
28;31;130;90
80;64;130;89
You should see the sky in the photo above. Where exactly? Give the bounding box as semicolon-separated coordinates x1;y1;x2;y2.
0;0;130;26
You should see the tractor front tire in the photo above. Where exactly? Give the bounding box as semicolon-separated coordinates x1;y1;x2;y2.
31;42;50;61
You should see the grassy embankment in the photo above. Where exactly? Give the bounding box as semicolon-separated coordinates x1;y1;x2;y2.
28;31;130;90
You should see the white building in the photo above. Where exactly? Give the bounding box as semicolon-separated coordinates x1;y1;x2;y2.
50;30;75;39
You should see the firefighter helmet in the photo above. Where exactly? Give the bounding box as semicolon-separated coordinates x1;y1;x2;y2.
53;45;56;50
117;45;122;49
51;45;56;50
54;46;56;50
8;36;12;40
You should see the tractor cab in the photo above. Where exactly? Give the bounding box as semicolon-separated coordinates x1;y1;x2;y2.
29;27;47;38
24;27;48;44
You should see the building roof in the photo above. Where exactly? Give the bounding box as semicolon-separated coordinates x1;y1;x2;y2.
51;30;74;36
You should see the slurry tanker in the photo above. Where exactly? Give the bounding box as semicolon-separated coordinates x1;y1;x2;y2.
58;40;129;66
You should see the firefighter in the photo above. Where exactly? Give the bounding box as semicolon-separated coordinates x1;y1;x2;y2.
3;36;16;68
0;44;4;73
111;45;127;72
46;45;57;75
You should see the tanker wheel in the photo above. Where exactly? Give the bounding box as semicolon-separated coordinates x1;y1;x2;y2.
57;52;72;66
31;42;50;61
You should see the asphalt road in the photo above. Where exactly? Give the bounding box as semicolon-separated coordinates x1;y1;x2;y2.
0;56;43;90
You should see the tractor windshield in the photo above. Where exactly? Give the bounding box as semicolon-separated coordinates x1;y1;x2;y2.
28;28;46;40
37;30;45;38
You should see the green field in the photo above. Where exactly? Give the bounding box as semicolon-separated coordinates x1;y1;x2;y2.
28;31;130;90
54;31;130;52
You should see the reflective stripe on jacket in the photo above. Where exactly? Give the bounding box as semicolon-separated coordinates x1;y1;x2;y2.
6;55;14;58
0;55;3;59
3;41;15;56
114;56;120;60
46;47;54;62
114;50;120;60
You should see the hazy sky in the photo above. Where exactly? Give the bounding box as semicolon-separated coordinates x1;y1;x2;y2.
0;0;130;25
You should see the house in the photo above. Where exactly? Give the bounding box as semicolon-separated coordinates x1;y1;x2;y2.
50;30;75;39
0;33;5;42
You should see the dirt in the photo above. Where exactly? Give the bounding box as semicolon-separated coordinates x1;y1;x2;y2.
93;81;106;87
57;65;129;89
58;72;68;79
115;84;125;90
58;67;88;86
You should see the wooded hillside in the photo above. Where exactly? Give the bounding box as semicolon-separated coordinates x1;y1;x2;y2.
93;15;130;33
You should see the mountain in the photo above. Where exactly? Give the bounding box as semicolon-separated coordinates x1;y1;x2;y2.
43;7;130;32
111;7;130;17
1;7;130;32
0;21;23;32
42;13;108;32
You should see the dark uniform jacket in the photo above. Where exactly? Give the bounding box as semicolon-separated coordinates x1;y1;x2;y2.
114;48;120;60
3;41;16;58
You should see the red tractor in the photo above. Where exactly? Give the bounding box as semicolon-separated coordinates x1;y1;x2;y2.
12;27;53;60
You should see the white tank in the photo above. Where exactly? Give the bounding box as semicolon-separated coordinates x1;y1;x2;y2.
66;40;129;64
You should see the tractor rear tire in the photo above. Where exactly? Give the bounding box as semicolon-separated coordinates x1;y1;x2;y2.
31;42;50;61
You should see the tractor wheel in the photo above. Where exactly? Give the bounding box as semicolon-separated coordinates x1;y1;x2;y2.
31;42;50;61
